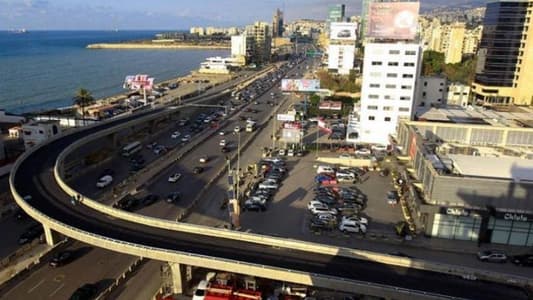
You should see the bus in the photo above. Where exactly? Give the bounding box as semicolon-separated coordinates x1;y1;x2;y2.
121;141;142;157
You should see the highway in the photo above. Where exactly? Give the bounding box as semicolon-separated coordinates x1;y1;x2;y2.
8;62;529;300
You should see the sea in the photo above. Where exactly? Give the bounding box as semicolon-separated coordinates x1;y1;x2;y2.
0;30;230;114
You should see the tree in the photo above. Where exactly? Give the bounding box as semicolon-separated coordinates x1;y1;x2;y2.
73;88;95;126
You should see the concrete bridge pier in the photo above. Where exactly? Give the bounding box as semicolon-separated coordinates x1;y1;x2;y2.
43;224;61;246
169;262;186;295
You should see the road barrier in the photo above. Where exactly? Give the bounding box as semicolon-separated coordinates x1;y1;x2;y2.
95;257;146;300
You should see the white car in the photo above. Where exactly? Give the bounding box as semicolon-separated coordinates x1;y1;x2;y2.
355;148;372;156
199;156;209;163
339;222;367;233
309;206;337;215
336;171;355;179
234;126;241;133
168;173;182;183
341;215;369;226
258;181;279;190
171;131;181;139
219;139;226;147
339;153;352;159
219;130;225;136
307;200;328;211
287;149;295;156
96;175;113;188
371;144;388;152
278;149;286;156
181;135;191;142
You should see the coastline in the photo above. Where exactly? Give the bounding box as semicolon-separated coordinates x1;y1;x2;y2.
87;43;230;50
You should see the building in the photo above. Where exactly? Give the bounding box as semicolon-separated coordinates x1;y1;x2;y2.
395;106;533;245
231;35;252;65
447;82;471;107
328;4;346;23
272;9;284;38
416;76;447;108
443;22;465;64
21;120;61;150
327;22;358;75
354;42;422;145
471;0;533;106
190;27;205;36
0;110;25;125
199;57;239;74
462;25;483;55
245;22;272;65
360;0;374;42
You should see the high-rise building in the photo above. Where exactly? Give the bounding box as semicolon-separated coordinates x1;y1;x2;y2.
327;22;358;74
272;9;284;38
360;0;373;41
443;22;465;64
357;43;423;144
328;4;346;23
231;34;253;65
462;25;483;55
472;0;533;106
245;22;272;65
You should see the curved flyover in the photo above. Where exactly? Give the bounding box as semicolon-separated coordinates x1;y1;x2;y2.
10;108;530;300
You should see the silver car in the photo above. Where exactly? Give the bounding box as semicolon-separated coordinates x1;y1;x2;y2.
477;250;507;263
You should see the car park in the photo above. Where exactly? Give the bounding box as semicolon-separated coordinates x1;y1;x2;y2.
50;250;75;267
96;175;113;188
168;173;182;183
477;250;507;263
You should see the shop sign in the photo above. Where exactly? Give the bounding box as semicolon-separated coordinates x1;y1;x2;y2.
503;213;528;222
443;207;470;217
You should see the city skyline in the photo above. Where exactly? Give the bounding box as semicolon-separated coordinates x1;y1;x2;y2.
1;0;490;30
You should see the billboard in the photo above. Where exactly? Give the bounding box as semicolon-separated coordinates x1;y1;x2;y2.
330;22;357;41
277;114;295;122
318;101;342;111
281;79;320;92
368;2;419;40
123;74;155;91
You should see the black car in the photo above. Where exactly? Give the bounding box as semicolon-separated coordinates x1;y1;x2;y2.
50;250;75;267
309;219;334;231
114;195;139;211
243;200;267;212
18;224;44;245
511;254;533;267
193;166;204;174
221;146;231;153
166;192;181;203
69;283;98;300
141;194;159;206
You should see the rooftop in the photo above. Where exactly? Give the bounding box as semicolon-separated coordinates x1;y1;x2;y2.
415;106;533;128
447;154;533;182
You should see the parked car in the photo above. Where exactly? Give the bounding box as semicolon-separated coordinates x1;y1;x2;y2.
258;180;279;190
307;200;328;211
96;175;113;188
18;224;44;245
193;166;204;174
234;126;241;133
219;130;225;136
50;250;75;267
510;254;533;266
166;192;181;203
199;156;209;163
309;218;334;231
168;173;182;183
114;195;139;211
181;135;191;142
219;139;226;147
69;283;98;300
153;145;167;155
339;222;367;234
171;131;181;139
309;206;337;215
477;250;507;263
387;191;399;205
243;198;267;211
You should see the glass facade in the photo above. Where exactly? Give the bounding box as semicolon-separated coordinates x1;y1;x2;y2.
489;217;533;246
475;2;529;87
431;214;481;241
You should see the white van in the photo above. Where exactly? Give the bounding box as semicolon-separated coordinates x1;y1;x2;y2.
316;165;335;174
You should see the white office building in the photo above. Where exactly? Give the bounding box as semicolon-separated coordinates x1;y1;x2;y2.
447;82;470;108
356;42;422;145
22;120;62;150
416;76;447;108
327;44;356;75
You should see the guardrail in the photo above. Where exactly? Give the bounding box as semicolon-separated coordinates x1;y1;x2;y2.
95;257;146;300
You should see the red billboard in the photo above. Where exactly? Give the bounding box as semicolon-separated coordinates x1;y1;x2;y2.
367;2;419;40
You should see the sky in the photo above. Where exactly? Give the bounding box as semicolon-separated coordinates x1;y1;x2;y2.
0;0;362;30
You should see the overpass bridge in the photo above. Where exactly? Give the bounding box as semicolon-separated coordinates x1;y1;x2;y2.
9;80;532;300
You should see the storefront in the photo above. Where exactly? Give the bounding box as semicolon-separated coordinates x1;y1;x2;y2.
430;208;483;241
488;212;533;246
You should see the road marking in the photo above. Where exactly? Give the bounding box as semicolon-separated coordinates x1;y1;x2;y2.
49;283;64;297
53;274;65;282
27;279;45;293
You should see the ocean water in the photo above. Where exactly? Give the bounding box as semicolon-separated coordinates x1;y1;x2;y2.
0;31;229;114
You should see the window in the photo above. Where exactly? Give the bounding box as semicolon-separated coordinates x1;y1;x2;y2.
371;61;382;66
422;91;426;97
438;89;443;92
402;74;413;78
368;94;379;99
385;84;396;89
369;83;380;88
404;62;415;67
423;82;428;87
383;106;393;111
368;116;375;121
367;105;378;110
399;107;410;112
38;130;44;134
386;73;398;78
401;85;412;90
24;131;32;136
405;50;416;55
388;62;399;66
384;95;392;100
384;117;391;122
400;96;411;101
370;72;381;77
389;50;400;55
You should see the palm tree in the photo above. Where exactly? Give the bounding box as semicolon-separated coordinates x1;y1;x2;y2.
73;88;95;126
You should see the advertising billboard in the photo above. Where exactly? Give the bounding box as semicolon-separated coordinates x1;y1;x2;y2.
330;22;358;41
277;114;296;122
318;101;343;111
368;2;419;40
281;128;302;143
123;74;155;91
281;79;320;92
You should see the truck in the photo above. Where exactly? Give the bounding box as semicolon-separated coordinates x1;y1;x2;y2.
245;121;256;132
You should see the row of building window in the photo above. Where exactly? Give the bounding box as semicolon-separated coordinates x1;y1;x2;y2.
370;61;416;67
388;50;417;55
368;116;391;121
369;72;415;79
366;106;410;112
366;95;413;101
